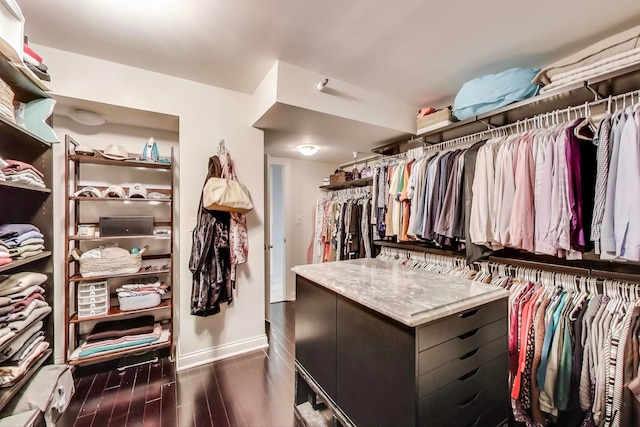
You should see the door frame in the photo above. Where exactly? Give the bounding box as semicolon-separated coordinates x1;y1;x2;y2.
265;156;292;307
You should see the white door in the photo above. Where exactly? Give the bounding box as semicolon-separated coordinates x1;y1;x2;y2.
264;154;271;321
269;161;287;303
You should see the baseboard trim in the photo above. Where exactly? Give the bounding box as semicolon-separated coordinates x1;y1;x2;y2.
176;334;269;372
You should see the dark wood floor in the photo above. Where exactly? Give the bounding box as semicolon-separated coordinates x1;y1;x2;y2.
58;302;297;427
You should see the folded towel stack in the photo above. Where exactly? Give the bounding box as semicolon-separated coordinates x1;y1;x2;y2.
0;158;46;188
0;272;51;387
535;24;640;94
0;224;45;265
69;315;170;360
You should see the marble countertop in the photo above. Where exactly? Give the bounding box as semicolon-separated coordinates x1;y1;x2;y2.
292;259;509;327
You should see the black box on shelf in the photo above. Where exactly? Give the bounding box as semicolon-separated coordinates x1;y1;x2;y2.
99;216;154;236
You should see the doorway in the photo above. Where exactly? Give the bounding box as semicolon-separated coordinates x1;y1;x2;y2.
266;157;291;306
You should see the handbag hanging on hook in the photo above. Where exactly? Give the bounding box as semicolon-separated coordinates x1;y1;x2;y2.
202;144;253;214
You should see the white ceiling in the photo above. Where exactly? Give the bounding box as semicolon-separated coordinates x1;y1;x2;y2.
54;95;179;132
257;103;406;163
19;0;640;162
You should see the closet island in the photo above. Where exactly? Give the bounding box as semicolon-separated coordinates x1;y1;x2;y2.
293;258;510;426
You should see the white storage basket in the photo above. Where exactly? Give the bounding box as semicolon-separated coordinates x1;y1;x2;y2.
71;246;148;278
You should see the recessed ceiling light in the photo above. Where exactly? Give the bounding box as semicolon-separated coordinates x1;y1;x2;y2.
68;109;106;126
297;145;319;156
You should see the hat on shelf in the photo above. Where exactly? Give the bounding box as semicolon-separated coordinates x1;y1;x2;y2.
148;192;170;200
73;186;102;198
128;183;147;199
74;145;94;156
94;145;134;161
102;185;126;198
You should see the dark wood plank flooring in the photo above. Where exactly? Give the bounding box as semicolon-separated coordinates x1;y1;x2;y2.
58;302;297;427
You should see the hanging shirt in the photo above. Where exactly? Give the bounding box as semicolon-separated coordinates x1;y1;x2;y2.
601;109;630;255
613;107;640;260
510;133;536;252
590;115;612;254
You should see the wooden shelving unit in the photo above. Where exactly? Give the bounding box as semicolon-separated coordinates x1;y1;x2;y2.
68;234;171;241
65;135;175;366
69;299;172;323
320;177;373;191
69;196;172;203
67;268;171;283
69;154;171;169
68;341;170;367
0;251;52;274
0;180;51;193
0;59;54;413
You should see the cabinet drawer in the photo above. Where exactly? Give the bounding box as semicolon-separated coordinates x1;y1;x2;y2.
425;400;509;427
77;282;107;293
419;318;507;374
78;304;109;318
419;335;506;398
418;299;507;351
419;354;508;421
78;294;108;305
424;383;508;427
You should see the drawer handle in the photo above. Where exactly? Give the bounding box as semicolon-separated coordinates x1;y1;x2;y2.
464;415;482;427
458;329;480;340
458;368;479;382
459;309;478;319
459;348;479;360
459;392;480;408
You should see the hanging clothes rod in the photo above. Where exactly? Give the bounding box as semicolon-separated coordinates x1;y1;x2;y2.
338;154;381;169
377;246;640;292
326;185;372;198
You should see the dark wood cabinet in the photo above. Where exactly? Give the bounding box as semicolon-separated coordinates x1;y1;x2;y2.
295;275;509;427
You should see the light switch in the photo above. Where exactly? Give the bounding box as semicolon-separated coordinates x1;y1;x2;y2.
295;214;302;224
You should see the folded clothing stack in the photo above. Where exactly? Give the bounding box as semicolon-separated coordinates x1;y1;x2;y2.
0;224;45;263
0;272;51;387
23;42;50;83
116;277;168;298
535;24;640;94
69;315;170;360
0;158;46;188
116;277;168;311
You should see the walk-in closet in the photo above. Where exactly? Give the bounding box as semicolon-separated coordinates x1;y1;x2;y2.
1;1;640;426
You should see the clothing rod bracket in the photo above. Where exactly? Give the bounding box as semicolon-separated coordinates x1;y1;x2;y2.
477;118;497;130
585;82;604;101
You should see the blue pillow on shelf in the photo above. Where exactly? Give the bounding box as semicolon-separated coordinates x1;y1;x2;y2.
453;68;540;121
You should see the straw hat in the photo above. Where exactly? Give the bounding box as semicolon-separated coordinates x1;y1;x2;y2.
94;145;134;161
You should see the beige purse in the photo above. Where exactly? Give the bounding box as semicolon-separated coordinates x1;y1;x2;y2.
202;176;253;214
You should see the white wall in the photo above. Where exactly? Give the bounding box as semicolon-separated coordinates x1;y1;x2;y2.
287;157;335;298
249;61;278;126
34;44;267;370
276;61;417;133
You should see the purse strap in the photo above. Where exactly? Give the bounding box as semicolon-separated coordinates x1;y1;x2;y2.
195;156;223;231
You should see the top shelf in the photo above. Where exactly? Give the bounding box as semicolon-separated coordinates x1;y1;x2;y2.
69;155;172;169
320;178;373;191
0;112;51;151
0;59;49;104
373;62;640;153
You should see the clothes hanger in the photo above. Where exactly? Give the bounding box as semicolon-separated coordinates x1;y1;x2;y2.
573;102;595;140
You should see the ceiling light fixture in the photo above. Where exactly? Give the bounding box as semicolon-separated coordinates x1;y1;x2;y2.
316;78;329;92
297;145;319;156
68;109;106;126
